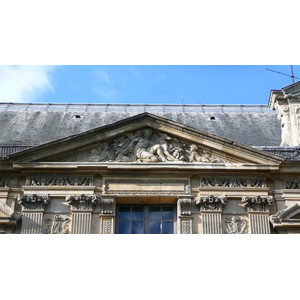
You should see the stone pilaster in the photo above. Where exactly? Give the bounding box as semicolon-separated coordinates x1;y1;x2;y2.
66;194;100;234
196;195;227;234
242;195;273;234
99;196;115;234
177;197;193;234
17;194;50;234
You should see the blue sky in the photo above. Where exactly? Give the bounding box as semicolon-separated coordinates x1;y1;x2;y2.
0;65;299;105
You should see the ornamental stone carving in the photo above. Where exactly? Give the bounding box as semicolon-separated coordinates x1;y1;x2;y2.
66;194;100;210
195;195;227;211
178;198;192;216
241;196;273;212
100;197;114;214
225;216;248;234
17;194;50;210
45;215;69;234
26;176;93;186
58;128;226;163
200;177;266;188
0;178;8;187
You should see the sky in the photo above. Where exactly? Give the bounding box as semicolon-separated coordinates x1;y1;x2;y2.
0;65;299;105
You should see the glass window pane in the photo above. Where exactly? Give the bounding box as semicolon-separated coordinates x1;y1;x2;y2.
149;207;161;220
118;221;131;234
132;221;144;234
162;207;174;220
149;221;161;234
118;207;131;220
162;221;174;234
132;207;144;220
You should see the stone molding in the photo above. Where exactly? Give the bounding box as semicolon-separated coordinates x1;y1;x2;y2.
104;179;191;195
224;216;248;234
17;193;50;210
241;195;274;212
26;176;93;186
270;203;300;232
199;176;266;188
196;195;227;212
45;215;70;234
66;194;100;211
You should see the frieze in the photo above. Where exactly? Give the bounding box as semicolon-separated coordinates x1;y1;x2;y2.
195;195;227;211
241;195;273;212
0;178;8;187
225;216;248;234
57;127;227;164
66;194;100;210
17;194;50;210
45;215;69;234
104;179;191;195
199;176;266;188
26;176;93;186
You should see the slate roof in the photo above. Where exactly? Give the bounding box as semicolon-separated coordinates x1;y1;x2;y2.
0;103;281;156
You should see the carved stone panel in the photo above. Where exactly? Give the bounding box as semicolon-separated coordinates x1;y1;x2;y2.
26;176;93;186
45;215;70;234
178;198;192;216
54;128;227;163
224;216;248;234
200;176;266;188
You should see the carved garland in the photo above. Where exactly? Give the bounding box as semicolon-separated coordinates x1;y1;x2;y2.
26;176;93;186
200;177;266;188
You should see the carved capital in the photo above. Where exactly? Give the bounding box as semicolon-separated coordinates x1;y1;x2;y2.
178;198;192;216
66;194;100;210
196;195;227;211
241;195;273;212
225;216;248;234
17;194;50;210
100;196;115;214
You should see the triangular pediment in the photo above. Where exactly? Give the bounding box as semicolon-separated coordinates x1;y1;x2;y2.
8;113;283;165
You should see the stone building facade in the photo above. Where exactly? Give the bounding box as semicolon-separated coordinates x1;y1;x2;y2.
1;82;300;234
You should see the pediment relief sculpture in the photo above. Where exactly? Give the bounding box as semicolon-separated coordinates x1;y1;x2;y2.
57;128;227;163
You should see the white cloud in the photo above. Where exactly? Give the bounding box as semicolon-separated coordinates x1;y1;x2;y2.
94;86;118;99
0;65;56;102
156;73;167;81
94;67;113;85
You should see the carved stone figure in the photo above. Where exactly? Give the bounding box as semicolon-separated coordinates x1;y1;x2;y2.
45;215;69;234
57;127;228;164
225;216;247;234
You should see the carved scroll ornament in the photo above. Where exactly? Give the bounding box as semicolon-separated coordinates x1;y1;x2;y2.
17;194;50;210
178;198;192;216
61;128;226;163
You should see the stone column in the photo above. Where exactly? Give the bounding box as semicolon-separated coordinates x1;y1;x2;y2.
99;196;115;234
177;198;193;234
18;194;50;234
67;194;100;234
196;195;227;234
241;195;273;234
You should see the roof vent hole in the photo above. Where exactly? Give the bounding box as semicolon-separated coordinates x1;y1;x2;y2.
73;115;83;119
210;116;216;120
